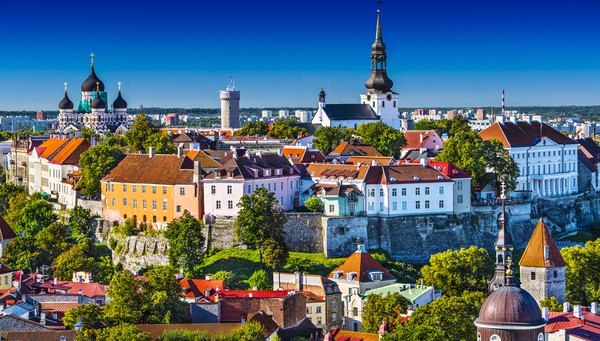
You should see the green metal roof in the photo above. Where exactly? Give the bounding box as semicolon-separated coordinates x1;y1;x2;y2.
360;283;436;303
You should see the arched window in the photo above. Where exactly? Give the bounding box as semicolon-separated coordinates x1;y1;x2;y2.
353;307;358;316
490;335;501;341
497;254;503;264
477;332;481;341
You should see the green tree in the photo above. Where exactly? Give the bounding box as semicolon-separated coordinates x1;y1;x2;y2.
145;132;177;154
212;270;236;289
382;324;445;341
362;292;413;333
70;205;93;237
394;291;486;341
94;255;116;285
124;113;159;151
234;121;270;137
421;246;494;297
304;197;324;213
235;187;289;269
104;272;145;325
164;210;206;278
0;183;26;215
63;303;105;330
248;269;271;290
436;128;486;191
480;138;521;191
51;243;96;280
4;191;30;227
355;121;407;158
413;119;452;138
78;144;126;196
35;223;72;265
312;126;348;155
539;297;564;312
12;199;57;236
142;266;189;324
1;236;40;273
561;240;600;305
268;119;308;139
96;324;152;341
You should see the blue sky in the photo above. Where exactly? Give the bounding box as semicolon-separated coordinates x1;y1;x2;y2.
0;0;598;111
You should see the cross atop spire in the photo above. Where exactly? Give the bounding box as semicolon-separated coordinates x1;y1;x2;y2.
64;82;67;93
500;181;507;199
90;53;95;66
118;82;121;92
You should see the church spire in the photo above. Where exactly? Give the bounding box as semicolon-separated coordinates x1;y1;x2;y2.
488;181;517;293
365;9;393;94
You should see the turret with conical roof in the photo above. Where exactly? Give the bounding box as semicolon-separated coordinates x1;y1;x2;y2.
519;217;567;304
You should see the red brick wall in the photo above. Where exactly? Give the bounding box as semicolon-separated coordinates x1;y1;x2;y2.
220;293;306;328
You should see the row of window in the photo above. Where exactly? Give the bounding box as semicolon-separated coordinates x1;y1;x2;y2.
105;198;182;213
368;186;445;197
368;200;446;211
513;149;576;159
105;184;187;196
215;196;290;209
208;181;300;195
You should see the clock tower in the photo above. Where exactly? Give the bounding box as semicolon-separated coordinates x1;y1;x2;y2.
360;10;399;128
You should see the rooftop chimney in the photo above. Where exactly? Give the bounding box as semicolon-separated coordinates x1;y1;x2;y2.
257;150;262;158
177;145;183;158
204;289;211;297
53;277;57;285
420;133;423;142
496;116;505;124
509;116;517;124
253;286;258;291
574;305;582;319
564;302;571;312
205;274;212;281
149;146;155;158
542;307;549;322
371;160;377;166
350;138;355;145
523;115;532;124
592;302;598;315
420;158;427;166
277;148;283;157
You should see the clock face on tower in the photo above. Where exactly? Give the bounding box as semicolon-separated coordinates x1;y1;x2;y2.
366;94;372;101
386;93;392;101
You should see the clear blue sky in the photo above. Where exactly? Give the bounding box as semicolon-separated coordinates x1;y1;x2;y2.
0;0;598;111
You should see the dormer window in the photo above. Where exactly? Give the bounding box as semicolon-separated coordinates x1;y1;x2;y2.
264;170;271;176
311;154;315;158
254;170;258;177
370;272;383;281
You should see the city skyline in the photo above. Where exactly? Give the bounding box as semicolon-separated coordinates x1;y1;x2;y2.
0;0;598;111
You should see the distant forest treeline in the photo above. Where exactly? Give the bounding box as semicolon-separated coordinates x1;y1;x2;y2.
3;105;600;121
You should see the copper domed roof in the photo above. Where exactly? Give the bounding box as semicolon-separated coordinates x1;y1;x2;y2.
59;91;73;110
476;286;545;327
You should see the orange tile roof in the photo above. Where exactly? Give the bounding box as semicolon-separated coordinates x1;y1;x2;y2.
330;142;383;157
40;303;81;313
180;279;226;299
480;121;576;147
101;154;194;185
305;163;369;180
334;330;380;341
345;156;393;165
185;150;222;169
32;138;70;159
328;248;395;282
48;138;89;165
66;282;109;297
519;218;567;268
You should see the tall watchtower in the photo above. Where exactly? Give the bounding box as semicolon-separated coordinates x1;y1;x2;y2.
220;77;240;129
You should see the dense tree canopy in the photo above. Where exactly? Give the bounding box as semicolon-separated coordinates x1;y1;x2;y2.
234;121;269;137
312;126;352;155
11;198;57;236
164;210;206;278
78;144;126;196
145;132;177;154
0;183;26;215
269;119;307;139
235;187;289;269
248;269;271;290
362;292;413;333
355;121;407;158
413;119;453;138
561;240;600;305
421;246;494;297
69;205;93;237
124;113;159;151
52;243;96;280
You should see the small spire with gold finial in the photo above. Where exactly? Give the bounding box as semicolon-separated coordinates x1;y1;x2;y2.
118;82;121;92
91;53;95;66
96;82;100;92
64;82;68;93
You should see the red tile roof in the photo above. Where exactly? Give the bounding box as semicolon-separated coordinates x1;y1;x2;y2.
180;279;226;299
328;248;395;282
519;218;567;268
403;130;440;150
330;142;383;157
40;303;81;313
101;154;194;185
0;215;17;241
66;282;109;297
345;156;394;166
479;121;576;147
48;138;89;165
427;161;472;179
546;311;600;340
282;147;326;164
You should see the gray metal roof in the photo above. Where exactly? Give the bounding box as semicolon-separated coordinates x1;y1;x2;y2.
323;104;379;121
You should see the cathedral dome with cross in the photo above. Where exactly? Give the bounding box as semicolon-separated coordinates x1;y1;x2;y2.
56;54;130;135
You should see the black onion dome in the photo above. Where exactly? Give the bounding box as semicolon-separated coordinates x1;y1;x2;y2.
113;91;127;109
91;92;105;109
81;65;105;92
59;91;73;110
476;286;545;327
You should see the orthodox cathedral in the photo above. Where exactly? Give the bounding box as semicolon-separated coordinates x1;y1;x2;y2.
57;55;129;135
311;10;399;129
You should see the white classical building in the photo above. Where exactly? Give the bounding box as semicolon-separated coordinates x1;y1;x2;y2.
480;115;579;199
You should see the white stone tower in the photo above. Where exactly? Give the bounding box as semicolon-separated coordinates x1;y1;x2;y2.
220;77;240;129
519;218;567;304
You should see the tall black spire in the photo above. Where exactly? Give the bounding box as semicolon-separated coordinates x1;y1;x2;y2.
365;10;394;94
488;182;518;293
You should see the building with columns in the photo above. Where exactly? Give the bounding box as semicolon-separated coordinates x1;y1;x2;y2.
479;115;579;199
311;10;399;129
57;55;129;135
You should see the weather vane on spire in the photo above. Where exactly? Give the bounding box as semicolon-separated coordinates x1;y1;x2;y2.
118;82;121;92
377;0;383;10
64;82;67;92
91;53;95;66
